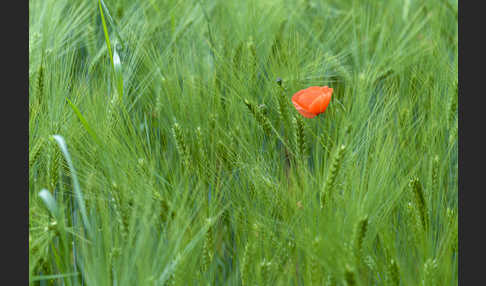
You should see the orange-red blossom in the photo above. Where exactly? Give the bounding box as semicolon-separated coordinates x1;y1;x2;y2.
292;86;333;118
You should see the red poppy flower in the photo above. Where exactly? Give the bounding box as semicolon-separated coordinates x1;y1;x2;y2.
292;86;333;118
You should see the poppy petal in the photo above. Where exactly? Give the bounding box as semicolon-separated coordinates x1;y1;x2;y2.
321;86;331;93
309;92;332;114
296;107;318;118
292;90;321;110
292;100;317;118
305;86;323;92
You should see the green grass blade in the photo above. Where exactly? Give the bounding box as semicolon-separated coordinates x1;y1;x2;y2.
51;135;91;235
98;0;123;99
30;272;80;282
65;98;102;146
38;189;60;219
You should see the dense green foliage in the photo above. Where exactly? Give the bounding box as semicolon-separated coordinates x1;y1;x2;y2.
29;0;458;285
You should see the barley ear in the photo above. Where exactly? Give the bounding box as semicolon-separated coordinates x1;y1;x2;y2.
36;61;45;107
309;237;322;285
260;259;272;285
240;241;253;286
201;220;214;273
431;155;439;192
422;258;438;286
448;119;458;145
169;253;186;286
172;121;190;170
293;115;308;162
247;38;257;82
325;274;337;286
447;208;458;253
29;137;45;169
49;147;62;191
448;79;458;127
409;177;428;231
320;144;346;208
344;265;357;286
354;216;369;261
244;99;272;136
195;126;209;177
233;42;243;76
386;259;400;286
405;201;420;247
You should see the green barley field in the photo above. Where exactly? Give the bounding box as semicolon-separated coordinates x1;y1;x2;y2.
29;0;458;285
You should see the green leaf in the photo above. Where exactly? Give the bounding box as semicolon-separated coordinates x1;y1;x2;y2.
65;98;102;146
38;189;59;219
98;0;123;99
52;135;91;235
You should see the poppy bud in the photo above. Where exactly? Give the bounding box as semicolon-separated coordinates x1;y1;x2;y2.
276;77;283;86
